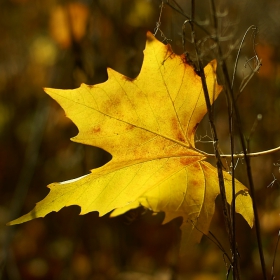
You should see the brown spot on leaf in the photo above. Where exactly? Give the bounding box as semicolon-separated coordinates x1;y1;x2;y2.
192;123;199;135
92;126;100;133
180;53;188;65
171;116;178;129
162;45;176;65
166;44;174;56
146;31;154;42
122;75;134;82
180;157;190;165
171;116;185;142
107;96;121;108
180;54;201;76
177;134;185;142
191;178;200;188
126;124;134;130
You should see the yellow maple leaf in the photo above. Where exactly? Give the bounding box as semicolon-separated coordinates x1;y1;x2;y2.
9;32;253;252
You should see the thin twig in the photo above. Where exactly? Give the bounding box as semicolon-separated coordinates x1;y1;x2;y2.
209;2;239;279
190;222;232;266
271;230;280;280
209;0;267;278
154;0;165;36
208;231;232;266
153;3;172;46
164;0;211;37
195;145;280;158
248;114;262;142
229;69;237;280
231;25;257;89
267;173;279;188
188;2;234;273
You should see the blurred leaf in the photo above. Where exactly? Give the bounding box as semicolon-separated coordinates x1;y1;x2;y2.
49;3;89;49
256;43;275;79
126;0;155;27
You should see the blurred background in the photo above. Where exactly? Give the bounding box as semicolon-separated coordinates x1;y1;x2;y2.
1;0;280;279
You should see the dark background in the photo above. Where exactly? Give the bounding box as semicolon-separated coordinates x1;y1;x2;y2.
1;0;280;279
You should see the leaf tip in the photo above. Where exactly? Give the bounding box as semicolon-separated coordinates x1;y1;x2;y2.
44;87;60;97
146;30;155;42
207;59;218;71
7;213;35;226
43;87;51;94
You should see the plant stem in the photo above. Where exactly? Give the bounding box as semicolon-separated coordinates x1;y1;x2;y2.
195;145;280;158
190;0;234;270
209;0;267;279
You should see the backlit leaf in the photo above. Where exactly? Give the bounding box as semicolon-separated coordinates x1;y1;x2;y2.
9;32;253;252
